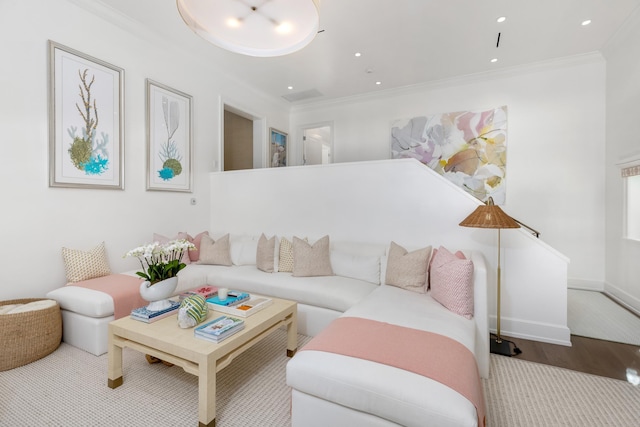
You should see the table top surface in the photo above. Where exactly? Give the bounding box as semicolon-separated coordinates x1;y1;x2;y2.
109;296;296;360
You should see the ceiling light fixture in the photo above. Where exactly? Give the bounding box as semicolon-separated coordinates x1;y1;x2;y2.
287;86;293;90
581;19;592;26
375;81;382;85
177;0;320;57
497;16;506;23
355;52;362;57
491;58;498;63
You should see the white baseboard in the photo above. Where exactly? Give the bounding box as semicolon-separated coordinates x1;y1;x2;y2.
567;278;604;291
489;315;572;347
603;282;640;316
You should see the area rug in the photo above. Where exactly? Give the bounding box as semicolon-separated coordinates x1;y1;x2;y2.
1;329;639;426
568;289;640;346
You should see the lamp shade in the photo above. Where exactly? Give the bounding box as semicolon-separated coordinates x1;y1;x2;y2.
177;0;320;57
459;197;520;229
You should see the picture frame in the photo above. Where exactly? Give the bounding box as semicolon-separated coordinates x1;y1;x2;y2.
269;128;288;167
146;79;193;192
48;41;124;189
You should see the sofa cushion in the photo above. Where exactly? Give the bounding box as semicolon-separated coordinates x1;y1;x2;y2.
330;251;380;284
384;242;431;293
257;234;277;273
278;237;295;272
198;234;232;266
188;231;209;262
202;265;377;313
430;247;474;319
293;236;334;277
62;242;111;283
229;234;258;266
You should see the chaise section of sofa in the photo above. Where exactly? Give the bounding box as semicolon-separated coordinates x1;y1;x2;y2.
286;251;489;427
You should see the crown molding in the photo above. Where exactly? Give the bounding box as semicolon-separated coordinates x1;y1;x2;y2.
291;52;605;113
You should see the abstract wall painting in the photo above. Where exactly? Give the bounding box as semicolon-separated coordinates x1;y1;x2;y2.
391;106;508;204
48;41;124;189
146;79;192;192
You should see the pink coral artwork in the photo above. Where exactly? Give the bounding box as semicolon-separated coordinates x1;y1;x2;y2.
390;106;508;204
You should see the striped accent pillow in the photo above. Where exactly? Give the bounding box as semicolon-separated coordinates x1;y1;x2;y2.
430;246;474;319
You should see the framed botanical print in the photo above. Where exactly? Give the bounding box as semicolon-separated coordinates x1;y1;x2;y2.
270;128;287;167
146;79;193;192
48;41;124;189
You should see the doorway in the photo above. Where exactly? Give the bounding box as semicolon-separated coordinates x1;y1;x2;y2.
302;124;333;165
221;102;266;171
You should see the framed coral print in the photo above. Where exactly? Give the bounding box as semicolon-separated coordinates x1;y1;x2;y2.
146;79;193;192
48;41;124;189
270;128;287;167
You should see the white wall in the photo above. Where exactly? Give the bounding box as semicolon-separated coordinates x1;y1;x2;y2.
290;56;607;290
0;0;289;300
209;160;571;345
602;9;640;313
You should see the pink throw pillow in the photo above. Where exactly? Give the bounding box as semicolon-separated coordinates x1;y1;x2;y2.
188;231;209;262
430;246;474;319
153;232;191;265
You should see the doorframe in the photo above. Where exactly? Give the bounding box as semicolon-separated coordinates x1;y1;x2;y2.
298;121;334;165
219;97;267;170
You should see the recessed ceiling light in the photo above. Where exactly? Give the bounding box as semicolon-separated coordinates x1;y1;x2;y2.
491;58;498;63
375;81;381;85
497;16;506;23
287;86;293;90
354;52;362;57
581;19;592;26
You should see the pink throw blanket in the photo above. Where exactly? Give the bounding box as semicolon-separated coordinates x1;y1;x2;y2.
301;317;486;427
68;274;146;319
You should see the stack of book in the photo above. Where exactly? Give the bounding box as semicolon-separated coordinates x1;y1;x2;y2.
131;300;181;323
206;291;250;307
178;285;219;301
211;296;273;317
194;315;245;343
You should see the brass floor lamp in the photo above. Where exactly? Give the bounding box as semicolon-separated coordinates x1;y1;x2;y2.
460;197;522;356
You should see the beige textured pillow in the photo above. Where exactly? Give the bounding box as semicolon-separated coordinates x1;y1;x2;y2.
62;242;111;283
256;234;276;273
278;237;295;272
197;234;232;266
385;241;431;293
293;235;334;277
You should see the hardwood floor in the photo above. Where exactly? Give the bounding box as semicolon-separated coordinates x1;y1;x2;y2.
499;334;640;382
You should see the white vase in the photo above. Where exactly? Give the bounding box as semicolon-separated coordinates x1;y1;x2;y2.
139;277;178;311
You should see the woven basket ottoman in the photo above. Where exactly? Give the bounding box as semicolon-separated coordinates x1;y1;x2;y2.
0;298;62;371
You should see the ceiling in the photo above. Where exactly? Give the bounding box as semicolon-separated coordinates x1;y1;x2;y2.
89;0;639;105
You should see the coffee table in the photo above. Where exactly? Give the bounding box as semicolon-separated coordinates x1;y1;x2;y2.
107;296;297;427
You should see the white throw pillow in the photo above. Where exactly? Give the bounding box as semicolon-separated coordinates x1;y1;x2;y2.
229;235;258;266
330;251;380;284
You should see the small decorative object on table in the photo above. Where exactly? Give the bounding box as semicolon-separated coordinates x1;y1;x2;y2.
125;239;195;311
212;296;273;318
178;285;218;301
131;300;181;323
194;315;245;343
206;291;250;307
177;294;209;328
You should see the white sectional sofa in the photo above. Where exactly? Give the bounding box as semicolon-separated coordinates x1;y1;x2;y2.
46;233;489;426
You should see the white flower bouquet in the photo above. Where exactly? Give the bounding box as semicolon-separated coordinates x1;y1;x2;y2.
125;239;195;285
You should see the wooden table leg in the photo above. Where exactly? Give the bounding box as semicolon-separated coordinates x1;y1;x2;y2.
107;331;123;388
198;356;217;427
286;309;298;357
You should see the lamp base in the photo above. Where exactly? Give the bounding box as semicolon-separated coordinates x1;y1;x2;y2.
490;336;522;357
